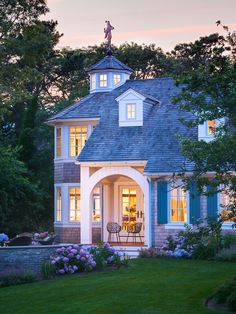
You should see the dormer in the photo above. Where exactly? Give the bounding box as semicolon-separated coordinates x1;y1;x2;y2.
116;88;159;127
87;52;133;93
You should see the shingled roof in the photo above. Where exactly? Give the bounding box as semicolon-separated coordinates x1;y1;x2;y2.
87;55;133;73
48;78;197;173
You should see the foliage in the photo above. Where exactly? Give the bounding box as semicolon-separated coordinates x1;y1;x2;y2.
0;270;36;288
41;262;55;280
161;219;235;259
139;247;159;258
172;24;236;217
215;247;236;262
213;277;236;310
50;243;126;275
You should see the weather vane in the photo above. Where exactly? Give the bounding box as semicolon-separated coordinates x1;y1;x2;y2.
104;21;114;50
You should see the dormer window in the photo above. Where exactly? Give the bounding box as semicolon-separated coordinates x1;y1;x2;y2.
207;120;216;135
113;74;121;85
126;104;136;120
99;74;107;87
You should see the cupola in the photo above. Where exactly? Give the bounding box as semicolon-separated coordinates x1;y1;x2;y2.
87;51;133;93
87;21;133;93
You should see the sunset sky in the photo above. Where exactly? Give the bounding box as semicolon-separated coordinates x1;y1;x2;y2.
46;0;236;51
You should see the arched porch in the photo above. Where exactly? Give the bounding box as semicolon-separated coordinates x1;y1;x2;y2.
80;166;151;247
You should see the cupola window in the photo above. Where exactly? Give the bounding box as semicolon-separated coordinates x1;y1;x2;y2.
99;74;107;87
113;74;121;85
126;104;136;120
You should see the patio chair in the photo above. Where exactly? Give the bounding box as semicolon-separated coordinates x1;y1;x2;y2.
126;222;143;243
107;222;121;243
8;236;32;246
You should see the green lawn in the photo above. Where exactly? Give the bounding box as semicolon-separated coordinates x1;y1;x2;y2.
0;258;233;314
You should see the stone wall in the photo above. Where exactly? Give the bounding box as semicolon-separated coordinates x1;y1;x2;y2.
55;226;102;244
0;245;68;275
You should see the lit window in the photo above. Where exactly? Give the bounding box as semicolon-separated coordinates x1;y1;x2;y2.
170;185;188;223
113;74;121;85
70;127;87;156
56;128;62;157
56;187;62;222
121;188;137;231
70;187;80;222
91;74;96;90
207;120;216;135
92;187;101;222
99;74;107;87
126;104;136;119
220;187;235;222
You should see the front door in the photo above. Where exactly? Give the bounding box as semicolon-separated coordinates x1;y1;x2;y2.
119;186;144;239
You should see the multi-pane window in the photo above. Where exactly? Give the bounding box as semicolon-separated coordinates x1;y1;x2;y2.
56;187;62;222
70;127;87;156
220;187;235;222
92;187;101;222
113;74;121;85
69;187;80;222
207;120;216;135
99;74;107;87
91;74;96;90
56;128;62;157
126;104;136;119
170;186;188;223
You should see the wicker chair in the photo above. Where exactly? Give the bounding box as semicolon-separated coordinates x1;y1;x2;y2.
126;222;143;243
107;222;121;243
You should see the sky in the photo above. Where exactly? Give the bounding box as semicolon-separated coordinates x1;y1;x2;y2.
46;0;236;52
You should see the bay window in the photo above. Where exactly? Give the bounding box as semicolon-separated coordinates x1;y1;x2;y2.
70;127;87;157
69;187;80;222
56;187;62;222
56;128;62;157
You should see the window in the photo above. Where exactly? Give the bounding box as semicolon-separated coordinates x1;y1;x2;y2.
91;74;96;90
207;120;216;135
219;187;235;222
69;187;80;222
121;188;137;230
99;74;107;87
56;128;62;157
126;104;136;120
92;187;101;222
70;127;87;156
113;74;121;85
56;187;62;222
170;185;188;223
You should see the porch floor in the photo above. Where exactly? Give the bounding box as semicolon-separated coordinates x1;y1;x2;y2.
109;242;145;247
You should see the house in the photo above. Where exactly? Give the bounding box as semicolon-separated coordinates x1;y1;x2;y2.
47;49;233;248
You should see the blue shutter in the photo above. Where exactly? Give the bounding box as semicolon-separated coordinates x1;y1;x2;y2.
207;185;218;219
189;184;201;224
157;181;168;224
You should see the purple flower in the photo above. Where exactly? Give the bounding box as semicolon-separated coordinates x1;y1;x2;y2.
80;257;86;262
68;253;74;258
73;265;78;271
79;249;87;256
76;254;80;260
63;257;69;263
73;244;79;249
51;260;56;265
58;269;65;275
71;249;77;254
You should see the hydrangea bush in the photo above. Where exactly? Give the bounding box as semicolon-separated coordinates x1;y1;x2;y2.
51;243;125;275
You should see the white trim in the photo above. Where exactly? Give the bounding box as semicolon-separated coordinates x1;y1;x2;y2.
46;118;100;125
115;88;146;102
164;223;187;230
77;160;147;166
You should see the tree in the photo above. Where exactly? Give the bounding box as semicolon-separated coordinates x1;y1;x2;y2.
173;24;236;220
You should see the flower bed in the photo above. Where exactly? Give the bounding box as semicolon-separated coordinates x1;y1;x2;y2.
50;243;128;275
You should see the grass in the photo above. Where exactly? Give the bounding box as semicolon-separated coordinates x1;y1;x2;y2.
0;258;234;314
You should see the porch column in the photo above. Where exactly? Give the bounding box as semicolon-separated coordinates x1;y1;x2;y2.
80;166;92;244
144;180;151;247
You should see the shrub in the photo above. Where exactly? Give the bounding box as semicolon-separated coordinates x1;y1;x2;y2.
0;271;36;287
139;247;158;258
215;248;236;262
50;243;127;275
226;291;236;311
41;261;55;279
